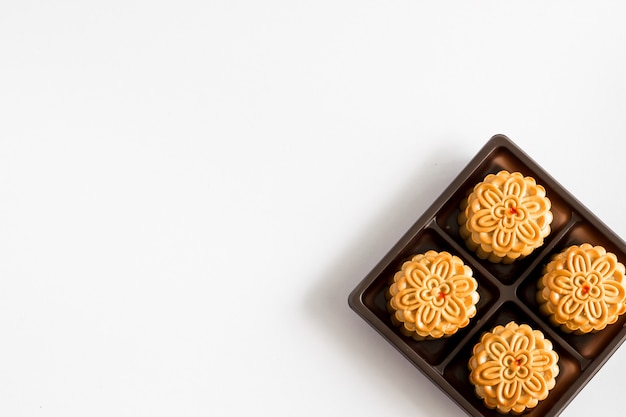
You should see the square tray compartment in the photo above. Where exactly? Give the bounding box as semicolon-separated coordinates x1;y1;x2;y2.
348;134;626;417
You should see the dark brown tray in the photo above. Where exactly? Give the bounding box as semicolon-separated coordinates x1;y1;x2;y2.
348;134;626;417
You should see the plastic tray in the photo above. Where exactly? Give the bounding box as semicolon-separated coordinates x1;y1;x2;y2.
348;134;626;417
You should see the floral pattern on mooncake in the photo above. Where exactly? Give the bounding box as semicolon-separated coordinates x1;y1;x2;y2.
459;170;553;263
537;243;626;333
469;321;559;414
387;250;479;340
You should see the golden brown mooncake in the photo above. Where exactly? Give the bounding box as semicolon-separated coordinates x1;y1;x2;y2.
387;250;479;340
537;243;626;334
469;321;559;414
458;170;553;264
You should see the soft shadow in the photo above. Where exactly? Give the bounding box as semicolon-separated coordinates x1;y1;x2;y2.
304;142;469;414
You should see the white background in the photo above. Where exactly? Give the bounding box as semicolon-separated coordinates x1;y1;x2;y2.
2;1;626;416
